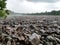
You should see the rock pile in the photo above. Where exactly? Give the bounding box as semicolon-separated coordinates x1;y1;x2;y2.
0;17;60;45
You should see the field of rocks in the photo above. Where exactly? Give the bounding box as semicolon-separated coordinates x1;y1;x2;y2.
0;15;60;45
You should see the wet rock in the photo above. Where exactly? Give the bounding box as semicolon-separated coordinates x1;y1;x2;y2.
29;25;35;29
54;34;60;39
47;35;55;41
7;39;11;45
0;43;2;45
46;42;53;45
41;33;48;37
56;44;60;45
39;44;43;45
0;35;2;43
52;21;58;24
55;37;60;43
40;29;46;33
29;33;41;45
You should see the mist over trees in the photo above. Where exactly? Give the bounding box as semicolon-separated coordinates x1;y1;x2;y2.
40;10;60;15
25;10;60;15
0;0;9;18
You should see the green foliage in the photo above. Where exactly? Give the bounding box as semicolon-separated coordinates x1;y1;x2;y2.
40;10;60;15
0;0;6;10
0;0;9;18
0;10;7;17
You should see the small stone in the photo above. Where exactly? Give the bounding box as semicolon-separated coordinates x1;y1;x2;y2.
47;35;55;41
56;44;60;45
29;25;35;29
39;44;43;45
7;40;11;45
40;29;46;33
55;37;60;43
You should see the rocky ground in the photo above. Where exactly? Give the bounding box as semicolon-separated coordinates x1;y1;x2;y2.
0;15;60;45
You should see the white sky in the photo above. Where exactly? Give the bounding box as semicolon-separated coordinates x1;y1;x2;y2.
6;0;60;13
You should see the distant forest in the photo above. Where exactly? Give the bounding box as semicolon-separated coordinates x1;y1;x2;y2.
25;10;60;15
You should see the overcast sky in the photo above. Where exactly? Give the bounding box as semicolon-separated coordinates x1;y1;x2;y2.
6;0;60;13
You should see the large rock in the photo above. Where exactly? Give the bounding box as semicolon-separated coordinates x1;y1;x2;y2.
29;33;41;45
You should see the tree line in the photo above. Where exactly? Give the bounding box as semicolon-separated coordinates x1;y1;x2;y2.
25;10;60;15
